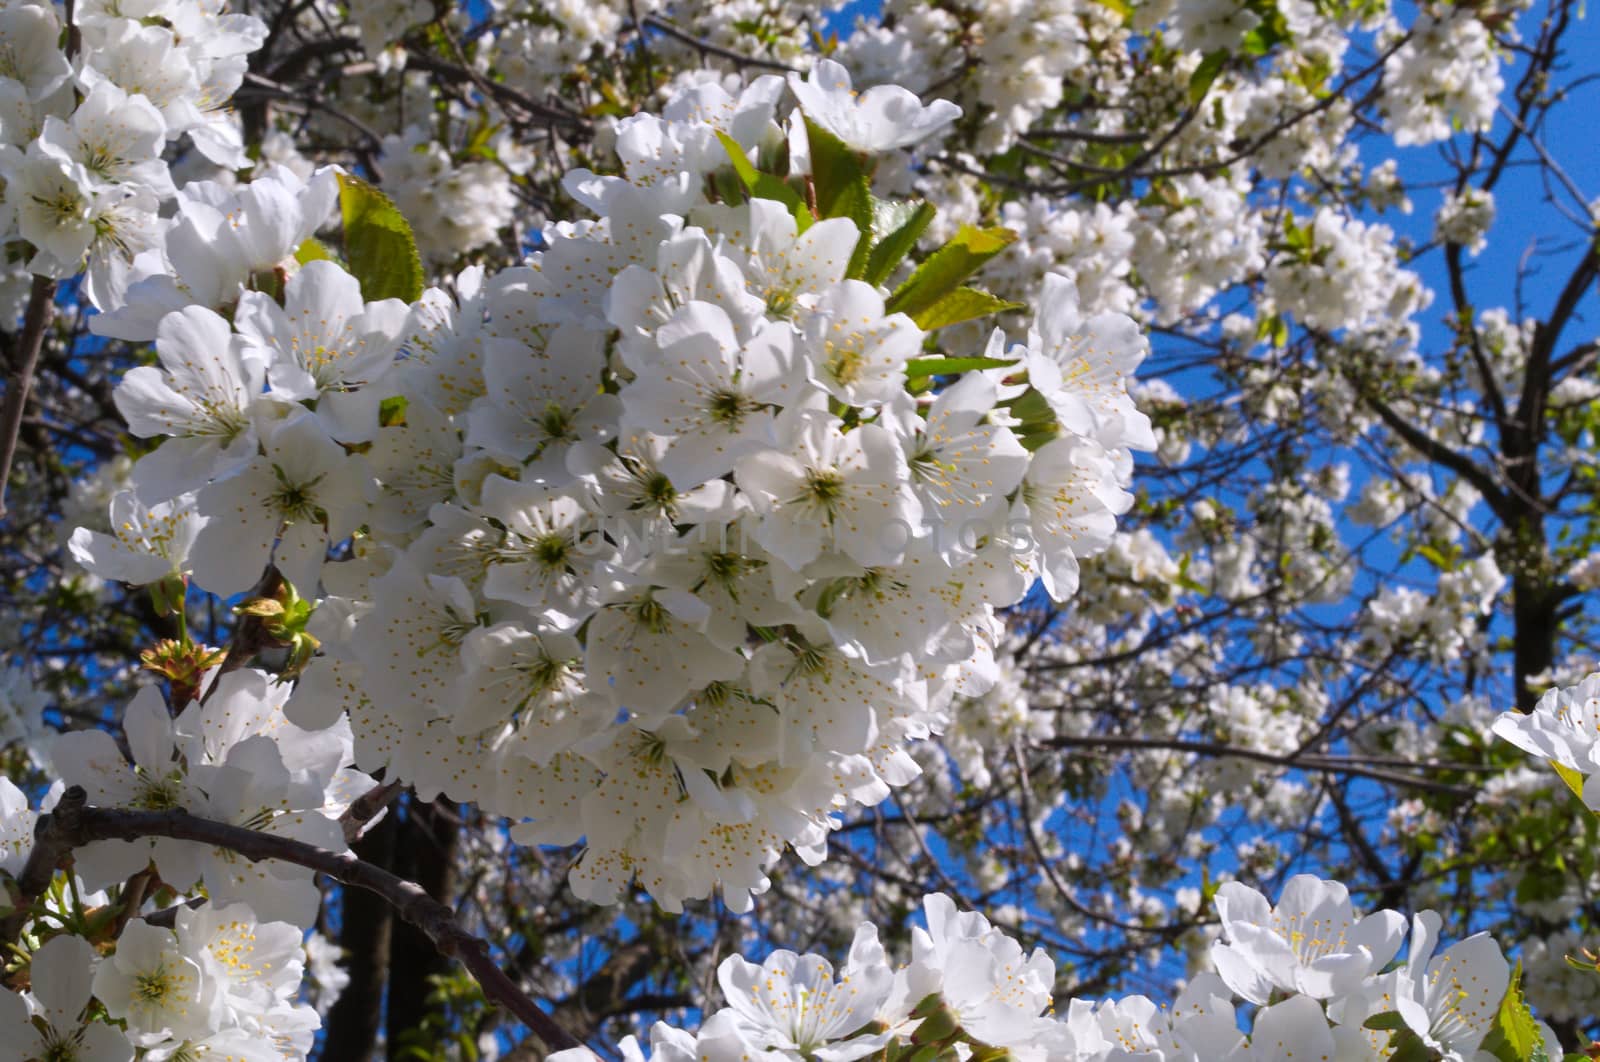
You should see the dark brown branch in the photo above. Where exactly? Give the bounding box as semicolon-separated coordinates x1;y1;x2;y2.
1521;243;1598;431
8;787;584;1055
264;33;363;83
240;72;384;147
387;799;461;1053
403;52;593;133
1358;387;1514;525
955;33;1407;197
1550;339;1600;378
1024;127;1149;145
641;16;798;73
340;779;403;843
321;810;395;1059
1445;241;1509;432
0;276;58;520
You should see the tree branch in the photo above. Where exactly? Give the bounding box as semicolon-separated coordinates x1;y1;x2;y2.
0;276;58;520
340;779;403;843
402;52;593;133
8;787;584;1055
641;16;798;73
1358;386;1514;525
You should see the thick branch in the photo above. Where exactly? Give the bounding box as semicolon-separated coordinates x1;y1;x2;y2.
321;811;395;1060
10;787;583;1055
1359;387;1514;525
1520;242;1598;437
0;276;58;520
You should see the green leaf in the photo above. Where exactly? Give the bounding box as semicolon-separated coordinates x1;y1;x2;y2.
714;130;812;229
864;200;937;287
1482;963;1543;1062
293;237;334;265
1019;427;1060;451
1551;760;1588;805
1416;543;1458;571
805;118;873;276
1004;387;1057;429
909;1002;959;1044
1241;0;1292;55
904;355;1019;379
1009;383;1064;452
886;225;1018;320
909;287;1024;331
1189;51;1229;105
379;394;410;427
805;118;872;221
1387;1031;1440;1062
1360;1012;1439;1062
338;173;424;304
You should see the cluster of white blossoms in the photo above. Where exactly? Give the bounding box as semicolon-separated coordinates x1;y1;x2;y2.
0;903;320;1061
68;57;1153;918
546;879;1556;1062
1;700;1567;1062
1361;555;1506;665
1263;207;1428;339
0;0;264;306
1435;187;1497;256
0;666;368;1057
378;125;521;264
1380;6;1505;147
53;670;375;926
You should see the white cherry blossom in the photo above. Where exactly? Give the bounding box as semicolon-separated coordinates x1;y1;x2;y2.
788;58;961;153
1210;875;1406;1006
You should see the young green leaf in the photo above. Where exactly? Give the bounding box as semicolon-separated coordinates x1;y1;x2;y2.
909;287;1025;331
714;129;813;229
1481;963;1544;1062
1189;50;1229;105
293;237;335;265
805;118;873;276
1550;760;1589;807
886;225;1017;320
338;173;424;304
904;355;1019;379
865;200;937;287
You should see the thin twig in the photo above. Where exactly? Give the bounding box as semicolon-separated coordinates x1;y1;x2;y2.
628;0;656;90
641;16;797;73
404;50;592;133
0;276;58;520
1012;743;1188;936
240;72;384;147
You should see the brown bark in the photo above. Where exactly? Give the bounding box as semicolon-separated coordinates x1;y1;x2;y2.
321;809;396;1061
386;799;462;1058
